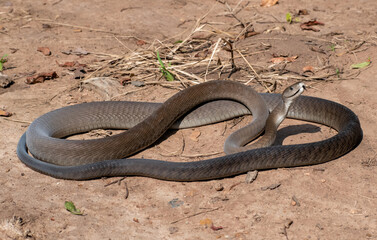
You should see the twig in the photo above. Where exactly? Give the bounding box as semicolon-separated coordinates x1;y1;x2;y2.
124;182;129;199
172;69;202;83
160;151;222;158
35;18;123;35
1;118;32;124
170;207;221;224
110;88;146;100
104;177;126;187
204;38;222;81
223;39;239;78
172;5;215;53
236;49;260;79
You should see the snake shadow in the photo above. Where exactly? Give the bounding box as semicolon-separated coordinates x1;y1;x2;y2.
273;123;321;146
153;123;321;150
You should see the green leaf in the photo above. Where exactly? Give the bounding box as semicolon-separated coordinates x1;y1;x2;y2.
351;59;371;69
286;13;292;23
164;71;175;81
174;40;183;44
0;54;8;71
156;51;175;81
64;201;83;215
156;51;166;70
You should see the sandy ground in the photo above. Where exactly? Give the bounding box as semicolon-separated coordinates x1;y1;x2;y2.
1;0;377;239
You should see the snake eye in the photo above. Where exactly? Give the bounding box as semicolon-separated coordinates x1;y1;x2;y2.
290;87;293;91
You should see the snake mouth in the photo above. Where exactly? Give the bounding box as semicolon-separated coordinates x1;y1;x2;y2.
287;87;302;98
286;83;306;98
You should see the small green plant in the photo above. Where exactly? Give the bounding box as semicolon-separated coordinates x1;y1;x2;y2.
156;51;175;81
0;54;8;71
336;68;340;77
351;58;371;69
330;44;336;51
286;13;292;23
286;13;300;24
64;201;83;215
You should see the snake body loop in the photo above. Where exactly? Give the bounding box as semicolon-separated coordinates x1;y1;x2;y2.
17;80;362;181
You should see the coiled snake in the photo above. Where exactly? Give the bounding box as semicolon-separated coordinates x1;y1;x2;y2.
17;80;362;181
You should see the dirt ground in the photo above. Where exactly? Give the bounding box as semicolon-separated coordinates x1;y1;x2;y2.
1;0;377;239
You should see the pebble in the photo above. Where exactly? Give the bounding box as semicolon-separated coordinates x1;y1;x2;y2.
245;170;258;184
214;183;224;191
169;226;179;234
0;73;13;88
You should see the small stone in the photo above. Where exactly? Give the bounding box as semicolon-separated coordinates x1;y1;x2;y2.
168;198;184;208
291;195;300;206
169;226;178;234
0;73;13;88
131;81;145;87
245;170;258;184
214;183;224;191
284;219;293;228
261;183;281;191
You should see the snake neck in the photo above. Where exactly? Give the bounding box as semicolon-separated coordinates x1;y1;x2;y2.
250;98;292;149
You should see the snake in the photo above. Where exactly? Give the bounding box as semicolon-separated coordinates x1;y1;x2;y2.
17;80;362;181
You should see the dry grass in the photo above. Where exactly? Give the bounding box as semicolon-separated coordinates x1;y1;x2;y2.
83;2;360;93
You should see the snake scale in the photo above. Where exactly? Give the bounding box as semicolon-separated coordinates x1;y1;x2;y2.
17;80;362;181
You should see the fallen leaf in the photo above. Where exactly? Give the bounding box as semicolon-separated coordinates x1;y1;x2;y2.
37;47;51;56
0;109;12;117
270;56;298;64
189;129;201;142
120;76;131;86
300;20;324;32
210;225;223;231
302;66;314;73
260;0;279;7
200;218;213;227
56;60;76;67
64;201;83;215
351;59;371;69
136;40;146;46
133;218;139;223
26;71;58;84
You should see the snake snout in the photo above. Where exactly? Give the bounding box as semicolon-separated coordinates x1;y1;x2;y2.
283;82;305;99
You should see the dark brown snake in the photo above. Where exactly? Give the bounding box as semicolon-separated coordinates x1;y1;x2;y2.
17;80;362;181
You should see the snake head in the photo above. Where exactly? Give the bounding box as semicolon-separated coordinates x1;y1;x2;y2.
282;82;306;103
